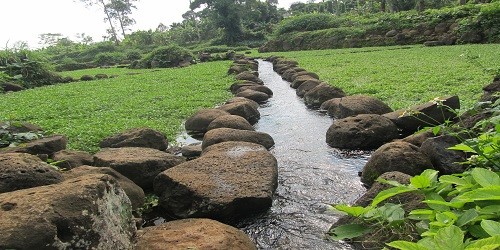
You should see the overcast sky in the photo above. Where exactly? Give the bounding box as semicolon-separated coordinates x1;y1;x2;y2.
0;0;306;49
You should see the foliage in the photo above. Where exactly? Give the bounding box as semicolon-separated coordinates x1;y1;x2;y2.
138;45;194;68
0;61;233;152
259;44;500;110
0;121;44;148
94;52;125;66
136;194;159;215
329;168;500;249
274;13;341;36
0;49;63;88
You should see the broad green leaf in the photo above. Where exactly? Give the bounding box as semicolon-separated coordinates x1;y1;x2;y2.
465;235;500;250
423;199;466;209
380;203;405;224
433;225;465;250
329;224;372;240
456;209;479;227
425;192;451;211
479;205;500;215
386;241;429;250
455;186;500;202
471;168;500;187
439;175;471;186
376;177;404;187
469;225;492;239
333;204;367;217
411;175;432;189
417;237;437;250
432;126;441;136
481;220;500;236
371;186;415;207
448;143;476;153
410;209;434;215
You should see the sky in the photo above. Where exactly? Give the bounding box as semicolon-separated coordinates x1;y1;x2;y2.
0;0;307;49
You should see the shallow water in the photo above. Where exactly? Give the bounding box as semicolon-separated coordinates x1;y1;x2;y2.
236;60;370;250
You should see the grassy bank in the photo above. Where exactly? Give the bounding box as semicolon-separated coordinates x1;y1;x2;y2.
0;61;233;152
259;44;500;110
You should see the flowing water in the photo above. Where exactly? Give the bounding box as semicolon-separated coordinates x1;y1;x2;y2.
236;60;371;249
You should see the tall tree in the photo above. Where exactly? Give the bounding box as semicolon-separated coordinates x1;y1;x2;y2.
190;0;243;45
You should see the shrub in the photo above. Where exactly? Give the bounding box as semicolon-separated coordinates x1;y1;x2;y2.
94;52;125;67
54;57;93;72
274;13;339;36
139;44;194;68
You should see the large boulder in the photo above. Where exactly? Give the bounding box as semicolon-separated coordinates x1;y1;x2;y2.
51;149;94;170
383;96;460;135
207;115;254;131
290;75;317;89
0;153;63;193
290;71;319;82
225;97;259;110
154;141;278;222
236;89;270;104
99;128;168;151
134;219;256;250
235;85;273;96
185;109;231;135
480;79;499;102
218;102;261;125
304;83;346;108
202;128;274;150
419;135;467;175
326;95;393;119
361;141;433;186
181;143;202;159
230;81;263;93
1;82;25;92
63;166;145;210
401;129;436;147
0;174;136;249
9;135;67;155
326;114;399;150
93;147;185;191
235;71;262;84
296;79;322;97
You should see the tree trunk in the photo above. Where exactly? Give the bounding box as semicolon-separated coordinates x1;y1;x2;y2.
100;0;119;44
417;0;425;12
460;0;467;4
117;11;126;38
381;0;386;12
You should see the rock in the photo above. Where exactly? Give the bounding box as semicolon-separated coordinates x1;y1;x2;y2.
361;141;433;186
386;29;398;37
80;75;94;81
63;166;145;210
99;128;168;151
383;96;460;135
0;153;63;193
202;128;274;150
326;95;393;119
230;82;261;95
236;89;270;104
290;71;319;82
181;143;202;159
1;82;25;92
225;97;259;110
434;22;449;34
218;102;261;125
459;30;483;43
326;114;399;150
424;40;445;47
95;74;108;79
235;71;262;84
10;135;67;155
235;85;273;96
185;109;231;135
320;98;341;111
93;147;185;191
154;141;277;221
0;121;43;133
304;83;346;108
0;174;136;249
419;135;467;175
134;218;256;250
207;115;254;131
52;149;94;170
480;80;500;102
290;75;317;89
201;141;268;156
296;79;322;97
401;129;436;147
200;52;212;62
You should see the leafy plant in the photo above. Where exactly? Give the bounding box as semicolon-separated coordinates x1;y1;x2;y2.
0;121;44;148
329;168;500;249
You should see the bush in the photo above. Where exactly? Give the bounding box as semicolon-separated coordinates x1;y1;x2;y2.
274;13;340;36
139;44;194;68
54;57;93;72
94;52;125;67
125;49;143;61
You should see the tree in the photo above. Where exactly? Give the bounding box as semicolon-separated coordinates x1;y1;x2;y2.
78;0;136;44
38;33;64;47
190;0;244;45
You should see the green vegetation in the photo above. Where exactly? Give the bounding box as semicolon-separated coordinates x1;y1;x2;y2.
0;61;233;152
260;44;500;110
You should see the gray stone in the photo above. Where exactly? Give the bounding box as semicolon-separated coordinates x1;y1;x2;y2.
202;128;274;150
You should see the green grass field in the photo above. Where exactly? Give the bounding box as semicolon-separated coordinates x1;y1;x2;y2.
258;44;500;110
0;61;233;152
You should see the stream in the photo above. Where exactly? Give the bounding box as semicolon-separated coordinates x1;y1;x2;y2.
236;60;370;249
